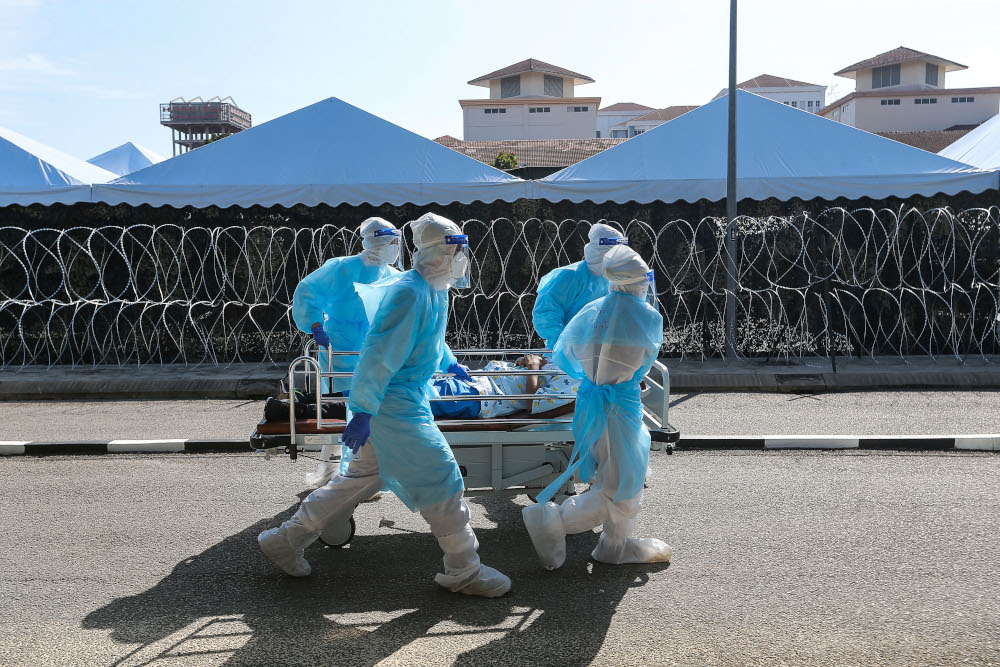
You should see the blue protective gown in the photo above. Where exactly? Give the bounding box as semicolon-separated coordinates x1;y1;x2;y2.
292;255;399;392
537;291;664;504
347;270;463;511
532;260;610;350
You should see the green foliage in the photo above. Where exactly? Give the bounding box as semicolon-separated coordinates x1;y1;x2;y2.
491;150;518;170
203;133;233;145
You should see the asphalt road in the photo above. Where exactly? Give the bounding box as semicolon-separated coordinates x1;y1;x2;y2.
2;450;998;665
3;391;1000;442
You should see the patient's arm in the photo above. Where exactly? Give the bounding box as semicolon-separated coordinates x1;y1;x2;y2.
515;354;546;394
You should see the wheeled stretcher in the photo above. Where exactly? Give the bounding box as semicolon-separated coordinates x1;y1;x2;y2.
250;345;680;547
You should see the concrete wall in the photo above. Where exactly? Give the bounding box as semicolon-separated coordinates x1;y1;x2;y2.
853;93;1000;132
463;101;598;139
822;99;856;126
855;61;949;93
487;73;575;100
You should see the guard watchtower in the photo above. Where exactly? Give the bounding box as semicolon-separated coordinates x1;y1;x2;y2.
159;96;252;156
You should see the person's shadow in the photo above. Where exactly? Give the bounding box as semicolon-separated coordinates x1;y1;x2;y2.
83;492;669;666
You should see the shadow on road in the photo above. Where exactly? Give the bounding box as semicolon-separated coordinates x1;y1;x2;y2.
82;494;668;665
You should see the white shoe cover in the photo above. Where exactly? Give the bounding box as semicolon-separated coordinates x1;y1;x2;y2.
434;525;511;598
304;461;338;488
435;564;512;598
258;527;312;577
593;536;672;565
522;502;566;570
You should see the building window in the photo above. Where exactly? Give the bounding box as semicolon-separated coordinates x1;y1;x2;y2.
914;98;937;105
807;101;813;108
872;63;901;89
483;108;506;114
610;129;627;138
952;96;975;103
634;129;645;135
500;75;520;98
543;75;564;97
841;104;849;112
568;106;589;112
528;107;550;113
926;63;939;86
790;101;798;108
596;131;601;138
880;99;900;106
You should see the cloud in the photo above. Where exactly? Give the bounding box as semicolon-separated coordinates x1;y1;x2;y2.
0;53;69;76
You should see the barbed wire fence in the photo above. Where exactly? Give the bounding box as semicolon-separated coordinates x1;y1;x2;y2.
1;206;998;369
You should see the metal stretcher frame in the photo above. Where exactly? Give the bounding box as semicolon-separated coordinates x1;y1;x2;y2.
251;345;680;503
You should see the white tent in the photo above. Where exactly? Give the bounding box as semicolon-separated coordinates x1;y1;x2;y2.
88;141;166;176
938;113;1000;171
94;97;529;208
0;125;115;206
534;91;998;204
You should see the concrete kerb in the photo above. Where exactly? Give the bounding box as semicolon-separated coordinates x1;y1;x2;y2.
1;439;253;456
2;436;997;456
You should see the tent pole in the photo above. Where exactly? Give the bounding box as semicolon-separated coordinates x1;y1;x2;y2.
725;0;738;359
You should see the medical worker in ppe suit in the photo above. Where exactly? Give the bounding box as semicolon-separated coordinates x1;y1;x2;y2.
522;245;672;568
259;213;512;598
291;217;402;486
532;223;628;351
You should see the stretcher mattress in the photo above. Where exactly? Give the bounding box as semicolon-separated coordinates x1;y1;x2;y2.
255;401;575;436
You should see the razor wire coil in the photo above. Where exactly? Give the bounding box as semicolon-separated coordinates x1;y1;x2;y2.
1;206;998;369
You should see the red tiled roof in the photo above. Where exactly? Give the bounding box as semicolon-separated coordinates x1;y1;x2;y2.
434;138;626;168
626;106;699;123
876;130;972;153
600;102;655;112
835;46;966;76
738;74;821;88
468;58;595;85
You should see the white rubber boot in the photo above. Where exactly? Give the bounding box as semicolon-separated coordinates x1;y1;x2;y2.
434;525;511;598
522;502;567;570
258;514;318;577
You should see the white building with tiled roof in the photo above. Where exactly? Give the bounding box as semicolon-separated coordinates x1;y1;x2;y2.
712;74;827;113
607;106;699;137
819;46;1000;132
596;102;654;138
460;58;600;140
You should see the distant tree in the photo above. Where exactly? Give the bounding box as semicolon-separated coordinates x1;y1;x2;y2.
491;150;518;170
203;133;233;146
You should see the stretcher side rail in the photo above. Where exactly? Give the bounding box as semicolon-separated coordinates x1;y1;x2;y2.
261;347;679;499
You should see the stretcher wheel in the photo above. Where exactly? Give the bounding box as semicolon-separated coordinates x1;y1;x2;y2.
319;516;355;548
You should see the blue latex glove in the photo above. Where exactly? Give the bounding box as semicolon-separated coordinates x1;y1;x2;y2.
342;412;372;454
447;362;473;383
311;323;330;349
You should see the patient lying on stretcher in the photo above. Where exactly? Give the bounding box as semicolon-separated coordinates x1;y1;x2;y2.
429;354;577;419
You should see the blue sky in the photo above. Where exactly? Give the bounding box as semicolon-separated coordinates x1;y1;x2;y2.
2;0;998;160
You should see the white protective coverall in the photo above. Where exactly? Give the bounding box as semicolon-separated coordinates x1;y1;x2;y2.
258;213;510;598
522;245;672;568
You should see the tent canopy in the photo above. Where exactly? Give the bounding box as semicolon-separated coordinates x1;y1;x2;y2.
0;125;115;206
534;90;998;203
938;113;1000;171
94;97;528;208
88;141;166;176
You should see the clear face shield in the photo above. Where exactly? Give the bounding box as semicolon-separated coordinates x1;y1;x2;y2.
445;234;471;289
371;228;403;270
645;270;657;309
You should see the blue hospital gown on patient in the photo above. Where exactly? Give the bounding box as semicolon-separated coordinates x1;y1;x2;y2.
292;254;398;392
347;270;463;511
532;260;610;350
